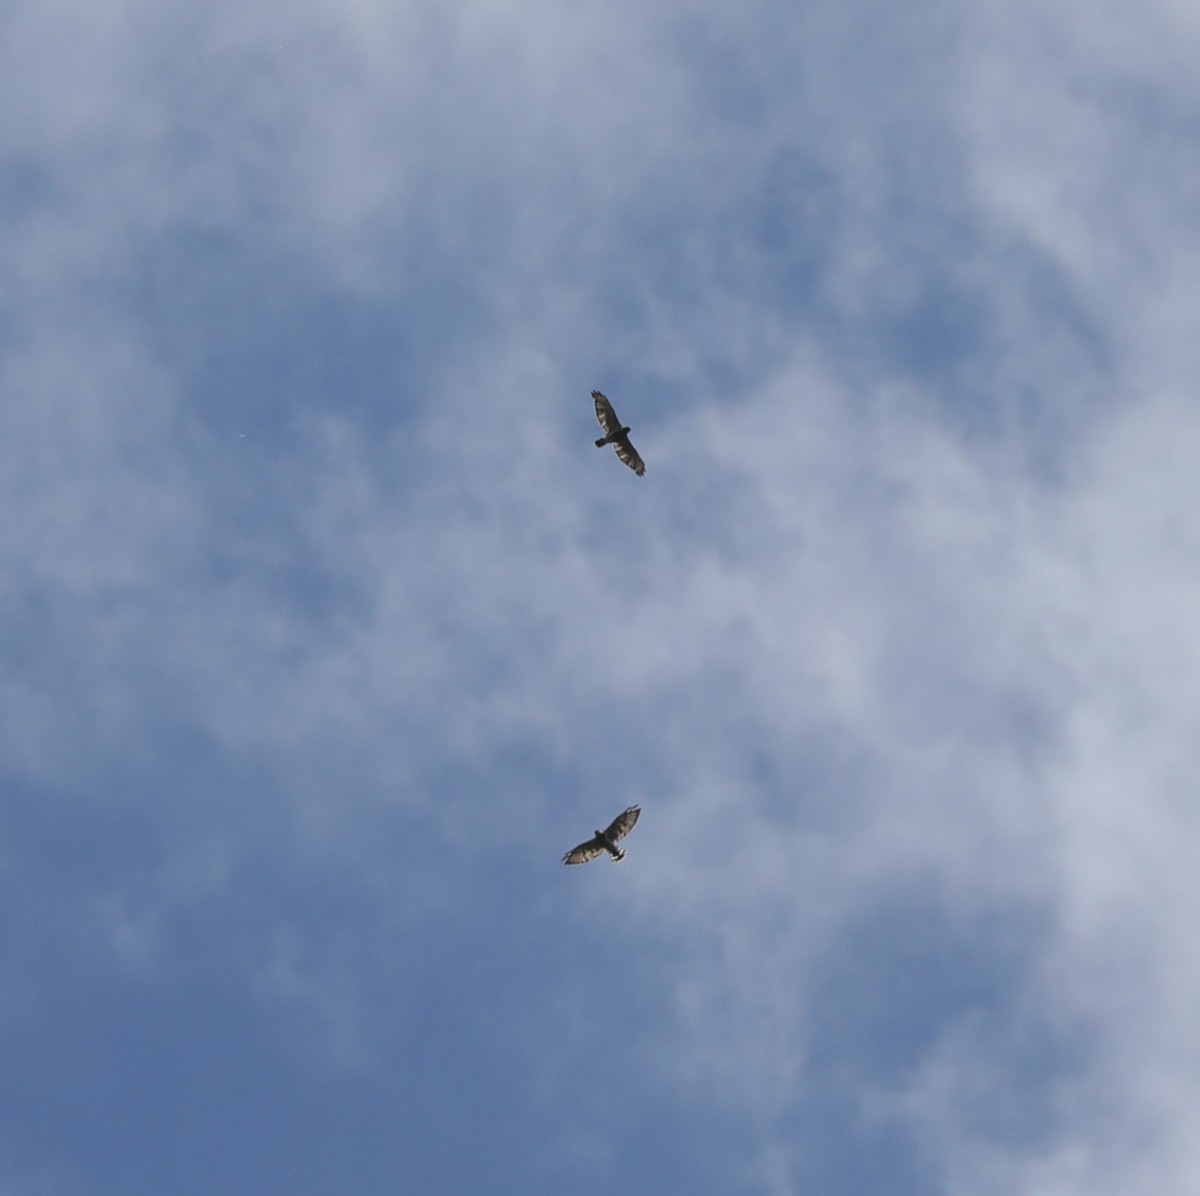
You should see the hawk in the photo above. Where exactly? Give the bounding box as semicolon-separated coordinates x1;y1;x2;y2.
592;390;645;476
562;805;642;865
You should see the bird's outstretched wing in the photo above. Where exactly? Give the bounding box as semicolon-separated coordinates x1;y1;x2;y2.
563;835;607;866
605;805;641;842
612;436;645;477
592;390;621;437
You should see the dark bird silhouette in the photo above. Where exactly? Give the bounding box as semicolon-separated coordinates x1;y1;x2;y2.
592;390;645;476
562;805;642;865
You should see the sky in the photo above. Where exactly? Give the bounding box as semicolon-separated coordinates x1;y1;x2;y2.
3;1;1200;1193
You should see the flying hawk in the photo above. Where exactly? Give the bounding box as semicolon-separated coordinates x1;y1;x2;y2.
592;390;645;476
562;805;642;865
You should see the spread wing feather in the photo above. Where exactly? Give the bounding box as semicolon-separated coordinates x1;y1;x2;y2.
613;438;645;477
605;805;641;842
592;390;620;437
563;835;606;865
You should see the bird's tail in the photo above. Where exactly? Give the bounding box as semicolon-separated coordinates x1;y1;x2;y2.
594;436;608;448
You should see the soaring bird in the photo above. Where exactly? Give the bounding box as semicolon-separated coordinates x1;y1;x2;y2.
592;390;645;476
562;805;642;865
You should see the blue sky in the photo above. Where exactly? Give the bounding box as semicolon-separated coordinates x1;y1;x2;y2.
4;1;1200;1193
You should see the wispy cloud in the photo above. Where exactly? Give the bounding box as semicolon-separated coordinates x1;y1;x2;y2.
4;0;1200;1191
